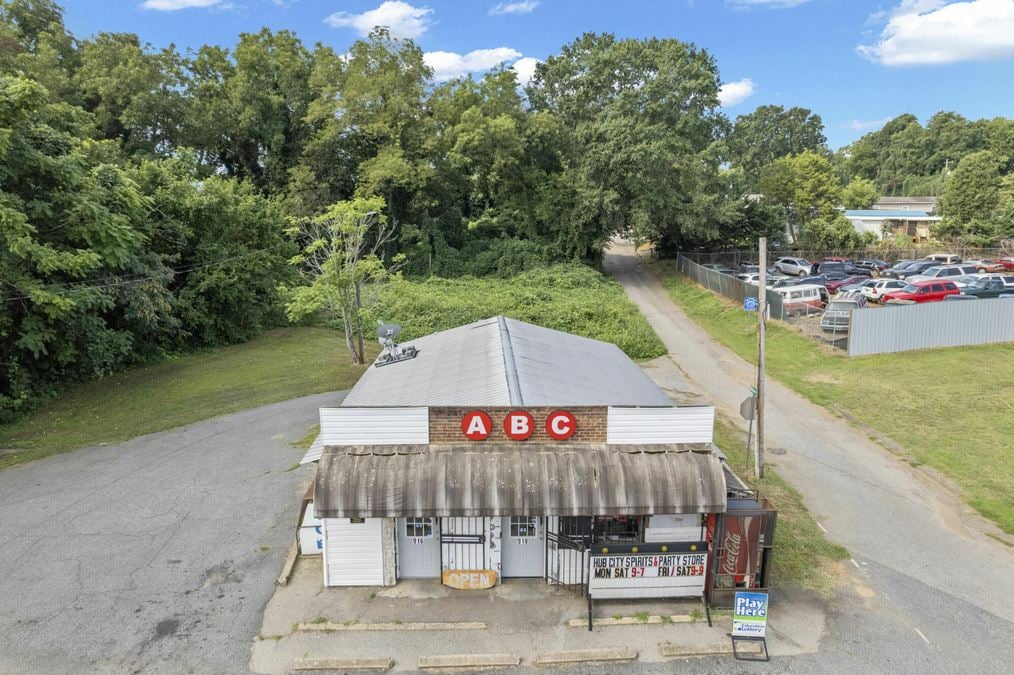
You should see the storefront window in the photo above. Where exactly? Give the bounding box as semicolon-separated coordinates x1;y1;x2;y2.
405;517;433;538
594;516;642;543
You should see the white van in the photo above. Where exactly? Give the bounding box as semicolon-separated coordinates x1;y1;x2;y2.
774;284;825;316
924;253;961;265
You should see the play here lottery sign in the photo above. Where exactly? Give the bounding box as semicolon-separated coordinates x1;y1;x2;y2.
732;591;769;637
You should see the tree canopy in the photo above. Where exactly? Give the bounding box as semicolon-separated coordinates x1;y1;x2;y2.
2;0;1012;418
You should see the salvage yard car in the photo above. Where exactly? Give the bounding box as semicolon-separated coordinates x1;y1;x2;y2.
883;280;960;304
773;284;826;316
862;278;908;302
961;278;1011;299
906;264;980;283
820;292;868;332
965;259;1006;273
774;257;812;276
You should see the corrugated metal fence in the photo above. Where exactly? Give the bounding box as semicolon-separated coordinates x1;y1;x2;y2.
847;300;1014;356
676;255;786;319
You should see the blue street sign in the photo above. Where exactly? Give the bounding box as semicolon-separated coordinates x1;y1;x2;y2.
744;296;759;311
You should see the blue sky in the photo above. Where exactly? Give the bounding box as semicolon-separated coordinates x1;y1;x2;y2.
60;0;1014;148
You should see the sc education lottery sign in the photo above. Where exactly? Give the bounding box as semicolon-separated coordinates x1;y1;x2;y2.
732;591;769;637
588;546;707;600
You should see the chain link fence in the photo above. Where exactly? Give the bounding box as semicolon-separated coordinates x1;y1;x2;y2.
682;247;1006;269
675;255;849;350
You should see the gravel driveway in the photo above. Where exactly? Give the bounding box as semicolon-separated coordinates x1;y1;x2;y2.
0;391;343;674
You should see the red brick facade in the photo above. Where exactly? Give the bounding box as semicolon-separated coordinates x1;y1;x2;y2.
429;406;607;444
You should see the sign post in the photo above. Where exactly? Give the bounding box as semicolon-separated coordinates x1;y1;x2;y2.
731;591;769;661
756;237;767;479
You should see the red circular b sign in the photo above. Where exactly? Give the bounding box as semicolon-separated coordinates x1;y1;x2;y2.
545;410;576;440
461;410;492;440
503;410;535;440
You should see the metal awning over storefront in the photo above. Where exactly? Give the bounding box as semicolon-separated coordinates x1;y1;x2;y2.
315;443;727;518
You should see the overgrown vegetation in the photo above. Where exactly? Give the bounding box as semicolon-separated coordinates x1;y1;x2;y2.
2;0;1010;421
366;264;667;360
655;263;1014;534
0;328;368;468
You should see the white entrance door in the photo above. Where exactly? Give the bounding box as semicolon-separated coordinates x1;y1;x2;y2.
501;516;545;578
396;517;441;578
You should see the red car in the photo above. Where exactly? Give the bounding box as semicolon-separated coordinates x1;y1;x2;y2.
825;275;871;293
821;256;853;263
883;280;960;304
998;257;1014;271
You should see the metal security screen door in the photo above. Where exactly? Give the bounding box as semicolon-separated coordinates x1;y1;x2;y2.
502;516;545;577
397;517;441;578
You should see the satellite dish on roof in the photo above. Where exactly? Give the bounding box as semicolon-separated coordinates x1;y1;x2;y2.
374;321;418;367
377;323;401;340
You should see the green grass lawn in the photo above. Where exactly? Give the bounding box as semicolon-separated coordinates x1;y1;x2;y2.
715;418;848;595
652;260;1014;534
0;327;370;469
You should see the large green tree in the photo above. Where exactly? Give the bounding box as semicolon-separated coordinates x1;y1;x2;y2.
757;150;841;243
527;32;726;256
726;105;826;185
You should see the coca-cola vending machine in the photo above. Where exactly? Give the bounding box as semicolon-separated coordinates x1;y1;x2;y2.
705;495;777;609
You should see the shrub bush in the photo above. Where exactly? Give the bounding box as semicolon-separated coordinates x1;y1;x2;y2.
365;264;666;359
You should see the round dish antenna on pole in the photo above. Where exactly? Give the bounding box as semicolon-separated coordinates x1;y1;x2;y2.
374;321;418;367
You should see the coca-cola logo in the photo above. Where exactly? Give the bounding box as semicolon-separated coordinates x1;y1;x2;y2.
721;531;742;575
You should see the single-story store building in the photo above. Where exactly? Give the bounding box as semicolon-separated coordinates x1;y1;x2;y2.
844;209;941;241
299;317;774;607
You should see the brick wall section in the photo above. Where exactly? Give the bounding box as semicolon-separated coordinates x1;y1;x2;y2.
429;406;607;444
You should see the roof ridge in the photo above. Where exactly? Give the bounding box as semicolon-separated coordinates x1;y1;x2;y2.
497;316;524;406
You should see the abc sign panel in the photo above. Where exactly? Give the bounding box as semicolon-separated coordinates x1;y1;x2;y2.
461;410;576;441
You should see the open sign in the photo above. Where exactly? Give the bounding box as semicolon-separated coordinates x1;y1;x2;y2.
460;410;576;441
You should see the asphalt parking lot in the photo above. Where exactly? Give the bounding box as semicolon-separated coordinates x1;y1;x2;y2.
0;391;342;674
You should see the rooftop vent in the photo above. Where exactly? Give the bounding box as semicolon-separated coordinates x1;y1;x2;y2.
374;322;418;367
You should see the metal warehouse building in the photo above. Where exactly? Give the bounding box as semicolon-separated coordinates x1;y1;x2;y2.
301;316;769;600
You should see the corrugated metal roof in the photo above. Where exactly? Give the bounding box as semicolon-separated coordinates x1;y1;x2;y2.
503;318;673;406
845;210;930;218
343;318;510;406
300;433;325;464
314;443;727;518
342;316;672;407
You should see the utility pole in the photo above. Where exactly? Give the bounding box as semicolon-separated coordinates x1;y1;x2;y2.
756;237;767;479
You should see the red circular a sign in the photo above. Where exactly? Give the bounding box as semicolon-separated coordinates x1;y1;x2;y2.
503;410;535;440
461;410;492;441
546;410;576;440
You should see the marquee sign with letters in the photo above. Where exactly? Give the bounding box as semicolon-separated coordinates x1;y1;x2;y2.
460;409;576;441
587;542;708;600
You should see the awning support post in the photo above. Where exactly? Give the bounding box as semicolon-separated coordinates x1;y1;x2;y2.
587;594;593;632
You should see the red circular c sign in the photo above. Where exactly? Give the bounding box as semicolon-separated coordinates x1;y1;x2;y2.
461;410;492;441
503;410;535;440
545;410;576;440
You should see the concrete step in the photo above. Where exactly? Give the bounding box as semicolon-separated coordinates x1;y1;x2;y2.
534;648;638;665
418;653;521;670
292;656;394;672
659;642;734;658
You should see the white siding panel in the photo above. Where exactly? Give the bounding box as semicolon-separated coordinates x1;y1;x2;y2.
319;407;429;446
607;406;714;444
322;518;385;586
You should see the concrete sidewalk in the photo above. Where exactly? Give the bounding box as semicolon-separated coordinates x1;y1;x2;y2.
250;557;825;673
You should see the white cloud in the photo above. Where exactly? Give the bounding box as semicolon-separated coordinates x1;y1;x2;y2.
718;78;755;106
848;116;894;131
424;48;523;81
858;0;1014;66
726;0;812;8
142;0;222;9
325;1;434;39
511;56;540;85
489;1;540;15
